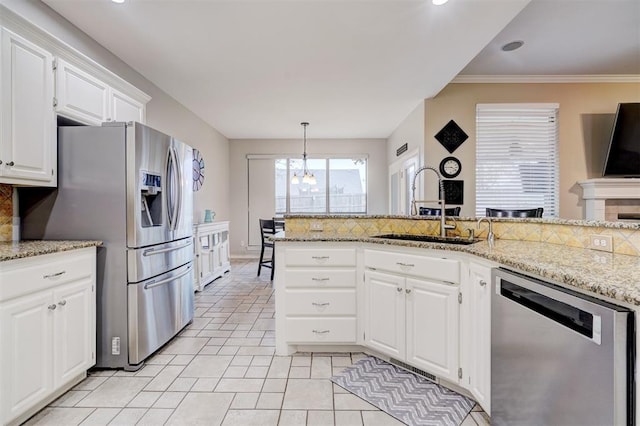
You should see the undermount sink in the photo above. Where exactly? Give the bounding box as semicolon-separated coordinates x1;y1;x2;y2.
372;234;478;245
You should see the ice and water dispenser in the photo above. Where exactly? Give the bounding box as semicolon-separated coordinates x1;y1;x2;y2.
140;171;162;227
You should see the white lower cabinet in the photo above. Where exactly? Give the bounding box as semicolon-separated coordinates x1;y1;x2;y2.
274;241;492;410
275;243;358;354
0;248;96;426
364;267;460;383
461;261;493;414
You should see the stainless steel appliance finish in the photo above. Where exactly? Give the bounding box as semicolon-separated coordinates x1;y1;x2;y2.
491;268;634;426
21;122;194;370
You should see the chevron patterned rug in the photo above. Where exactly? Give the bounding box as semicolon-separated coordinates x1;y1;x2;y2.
331;356;474;426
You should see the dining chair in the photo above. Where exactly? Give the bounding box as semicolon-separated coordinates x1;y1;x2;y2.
258;219;276;280
419;206;461;216
486;207;543;218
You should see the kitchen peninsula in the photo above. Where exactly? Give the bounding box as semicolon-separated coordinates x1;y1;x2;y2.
272;214;640;418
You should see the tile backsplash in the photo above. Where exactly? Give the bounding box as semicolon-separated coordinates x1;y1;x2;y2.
285;216;640;257
0;184;13;241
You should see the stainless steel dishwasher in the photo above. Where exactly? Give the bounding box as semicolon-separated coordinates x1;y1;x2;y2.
492;268;634;426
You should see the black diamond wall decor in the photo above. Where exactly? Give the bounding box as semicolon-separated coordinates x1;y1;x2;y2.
435;120;468;153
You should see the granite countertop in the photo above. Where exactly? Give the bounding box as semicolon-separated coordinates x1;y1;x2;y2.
284;214;640;230
0;240;103;262
274;232;640;306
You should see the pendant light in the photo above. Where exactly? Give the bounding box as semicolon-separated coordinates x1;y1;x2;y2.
292;122;316;185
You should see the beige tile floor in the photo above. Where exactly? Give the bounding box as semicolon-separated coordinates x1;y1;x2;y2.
25;259;490;426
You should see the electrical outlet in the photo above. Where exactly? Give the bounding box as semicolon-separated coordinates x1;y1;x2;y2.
310;222;324;232
589;234;613;252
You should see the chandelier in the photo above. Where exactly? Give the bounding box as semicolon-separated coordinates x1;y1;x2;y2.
291;122;316;185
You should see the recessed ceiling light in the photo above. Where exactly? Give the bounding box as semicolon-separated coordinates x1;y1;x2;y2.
432;0;449;5
502;40;524;52
112;0;125;3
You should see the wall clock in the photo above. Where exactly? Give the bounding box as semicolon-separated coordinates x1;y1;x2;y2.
192;148;204;191
439;156;462;179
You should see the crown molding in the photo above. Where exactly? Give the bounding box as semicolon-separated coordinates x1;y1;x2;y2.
452;74;640;84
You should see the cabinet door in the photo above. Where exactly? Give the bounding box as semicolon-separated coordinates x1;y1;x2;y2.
52;279;95;388
55;58;109;125
364;270;405;359
467;263;492;414
110;88;144;123
406;277;459;382
0;291;53;424
0;28;55;185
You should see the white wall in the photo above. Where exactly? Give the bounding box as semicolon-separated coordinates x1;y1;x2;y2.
386;101;425;164
1;0;230;222
229;138;388;257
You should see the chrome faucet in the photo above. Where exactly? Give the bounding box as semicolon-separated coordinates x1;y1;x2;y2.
477;217;495;245
411;166;450;237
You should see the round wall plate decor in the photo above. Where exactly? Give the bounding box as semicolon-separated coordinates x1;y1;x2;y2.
193;148;204;191
439;156;461;178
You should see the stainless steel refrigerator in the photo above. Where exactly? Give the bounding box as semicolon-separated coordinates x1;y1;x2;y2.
21;122;194;370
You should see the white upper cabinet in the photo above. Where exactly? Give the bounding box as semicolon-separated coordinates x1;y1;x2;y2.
0;28;55;186
110;88;145;123
55;59;148;125
55;58;109;125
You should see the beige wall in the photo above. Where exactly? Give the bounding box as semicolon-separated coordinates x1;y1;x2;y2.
229;138;388;257
1;0;230;223
425;82;640;219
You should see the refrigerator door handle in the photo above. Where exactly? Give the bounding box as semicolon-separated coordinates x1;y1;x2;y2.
166;146;178;231
143;264;192;290
143;239;193;257
173;146;183;232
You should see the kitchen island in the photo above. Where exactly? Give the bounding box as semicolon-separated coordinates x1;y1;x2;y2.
272;215;640;418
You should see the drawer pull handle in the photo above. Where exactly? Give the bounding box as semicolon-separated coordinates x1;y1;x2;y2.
397;287;403;292
405;288;412;294
6;161;14;166
312;256;329;260
396;262;414;267
312;302;330;307
58;300;67;306
312;329;330;334
48;304;57;310
44;271;66;279
311;277;330;282
479;280;487;287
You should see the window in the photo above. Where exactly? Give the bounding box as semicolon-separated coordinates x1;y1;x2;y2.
475;104;559;217
275;157;367;214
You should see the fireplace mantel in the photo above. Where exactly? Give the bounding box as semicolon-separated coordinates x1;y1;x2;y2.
578;178;640;220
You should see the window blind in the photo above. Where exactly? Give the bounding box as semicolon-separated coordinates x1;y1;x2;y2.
475;104;559;217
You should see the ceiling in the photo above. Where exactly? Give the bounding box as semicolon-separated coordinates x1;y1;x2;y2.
43;0;639;139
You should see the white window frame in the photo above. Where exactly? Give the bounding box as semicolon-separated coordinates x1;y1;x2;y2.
475;103;559;217
276;155;369;215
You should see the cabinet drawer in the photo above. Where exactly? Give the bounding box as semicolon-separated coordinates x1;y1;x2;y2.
285;289;356;316
285;248;356;267
284;269;356;288
286;318;356;343
0;249;94;302
364;249;460;283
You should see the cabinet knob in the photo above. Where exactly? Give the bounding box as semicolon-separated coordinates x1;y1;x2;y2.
48;304;57;310
0;160;3;165
6;161;14;166
58;300;67;306
397;287;403;292
479;280;487;287
405;288;412;294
